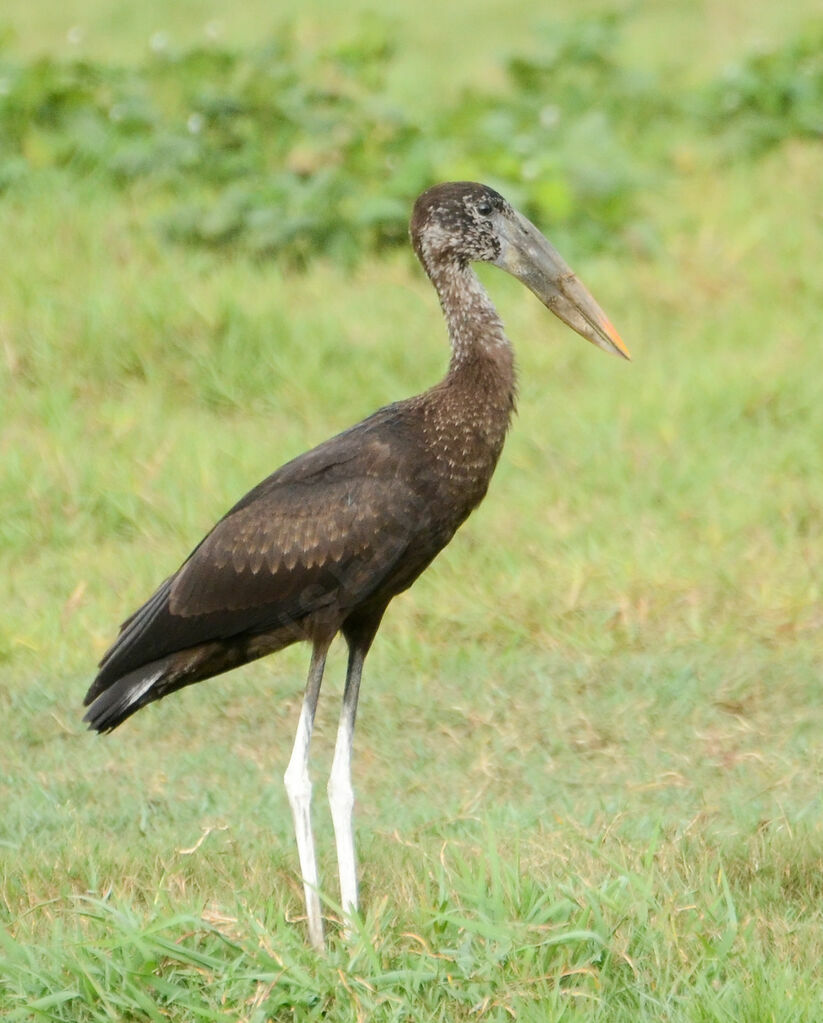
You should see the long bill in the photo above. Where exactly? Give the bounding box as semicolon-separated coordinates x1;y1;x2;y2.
494;209;631;360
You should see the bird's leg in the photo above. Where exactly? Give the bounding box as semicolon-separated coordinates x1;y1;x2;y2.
327;643;365;928
283;639;329;950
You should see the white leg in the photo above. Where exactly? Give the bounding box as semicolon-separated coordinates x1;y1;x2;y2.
328;645;365;924
283;641;328;950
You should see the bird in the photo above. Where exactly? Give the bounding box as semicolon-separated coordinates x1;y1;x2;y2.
83;181;629;948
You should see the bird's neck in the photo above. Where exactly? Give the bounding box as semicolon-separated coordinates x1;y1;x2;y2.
428;260;516;396
417;259;517;497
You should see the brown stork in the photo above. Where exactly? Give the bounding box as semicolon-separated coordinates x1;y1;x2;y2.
84;182;629;948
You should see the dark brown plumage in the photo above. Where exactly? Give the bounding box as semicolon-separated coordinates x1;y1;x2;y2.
83;181;628;947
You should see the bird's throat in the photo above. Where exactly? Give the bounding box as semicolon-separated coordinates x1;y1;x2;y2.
433;262;517;415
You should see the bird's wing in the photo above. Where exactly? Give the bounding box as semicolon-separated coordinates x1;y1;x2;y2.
168;471;424;619
90;417;432;697
167;406;429;620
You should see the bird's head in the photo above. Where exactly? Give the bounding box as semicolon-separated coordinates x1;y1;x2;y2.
411;181;630;360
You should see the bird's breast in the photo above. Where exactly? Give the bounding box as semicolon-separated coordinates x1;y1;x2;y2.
415;400;511;514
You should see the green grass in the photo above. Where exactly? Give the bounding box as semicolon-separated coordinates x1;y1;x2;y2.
3;1;823;1019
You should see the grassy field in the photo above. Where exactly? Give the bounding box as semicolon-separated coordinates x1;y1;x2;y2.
2;1;823;1019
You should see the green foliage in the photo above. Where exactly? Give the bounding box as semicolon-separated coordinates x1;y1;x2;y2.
0;27;428;264
699;20;823;154
1;13;821;262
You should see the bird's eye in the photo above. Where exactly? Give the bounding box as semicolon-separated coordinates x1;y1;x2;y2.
476;200;493;217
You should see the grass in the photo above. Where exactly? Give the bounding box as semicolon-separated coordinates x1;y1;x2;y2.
2;1;823;1019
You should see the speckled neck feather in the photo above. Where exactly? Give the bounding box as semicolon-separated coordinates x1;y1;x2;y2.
418;238;517;423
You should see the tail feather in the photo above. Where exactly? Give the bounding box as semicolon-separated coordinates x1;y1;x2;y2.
99;577;172;673
87;578;174;705
83;660;170;733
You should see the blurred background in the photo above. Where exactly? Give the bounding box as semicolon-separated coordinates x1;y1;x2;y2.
2;1;823;1018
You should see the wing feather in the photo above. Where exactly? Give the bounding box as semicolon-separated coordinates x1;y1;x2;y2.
88;409;435;703
167;474;422;618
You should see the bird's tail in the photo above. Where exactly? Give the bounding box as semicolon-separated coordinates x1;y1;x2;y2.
83;657;173;733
